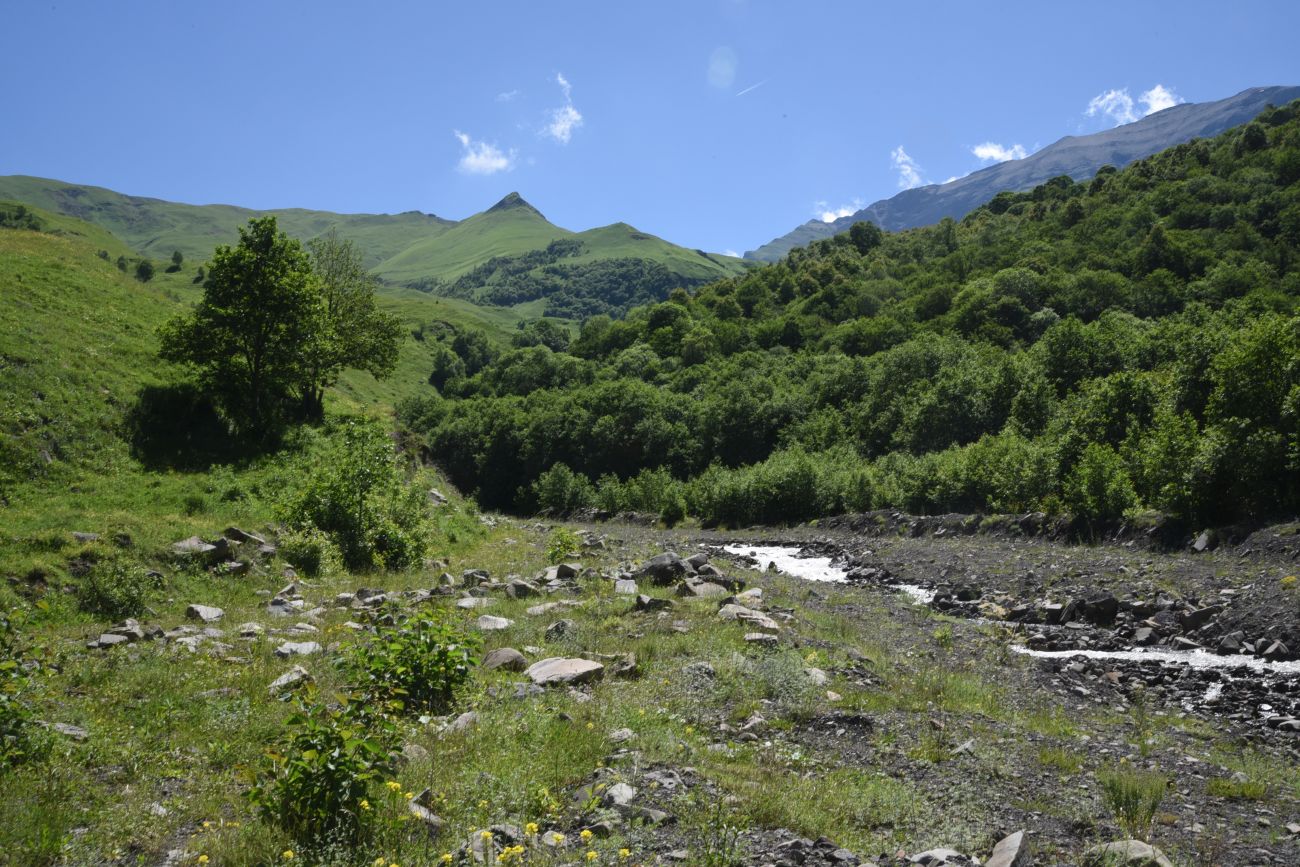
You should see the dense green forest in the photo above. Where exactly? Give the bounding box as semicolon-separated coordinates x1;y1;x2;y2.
414;237;726;318
399;102;1300;529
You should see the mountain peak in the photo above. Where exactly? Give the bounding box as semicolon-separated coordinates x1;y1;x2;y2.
486;192;543;218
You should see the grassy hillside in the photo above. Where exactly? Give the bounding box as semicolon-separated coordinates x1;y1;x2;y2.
0;175;453;268
0;178;749;316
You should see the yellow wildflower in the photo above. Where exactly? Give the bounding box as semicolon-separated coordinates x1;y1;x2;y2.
386;780;403;792
201;821;212;830
586;722;594;730
360;799;371;811
283;852;295;861
481;830;494;841
374;858;387;866
441;856;453;865
526;822;540;835
580;829;594;842
478;799;488;808
619;849;631;860
552;832;566;844
197;858;209;866
405;791;415;800
587;852;599;862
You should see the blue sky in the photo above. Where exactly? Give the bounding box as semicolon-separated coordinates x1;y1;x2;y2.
4;1;1299;255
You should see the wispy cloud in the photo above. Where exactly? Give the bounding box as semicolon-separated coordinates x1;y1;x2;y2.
543;72;583;144
813;198;865;223
1086;83;1184;127
708;46;737;89
495;89;519;102
453;130;516;175
971;141;1028;163
735;79;767;97
721;249;741;258
891;146;926;190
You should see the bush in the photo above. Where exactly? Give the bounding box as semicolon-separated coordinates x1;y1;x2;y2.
248;698;395;849
278;420;431;571
343;614;478;715
531;464;594;514
1063;443;1138;526
75;559;158;620
545;527;581;564
0;612;47;770
1098;765;1166;839
277;526;343;578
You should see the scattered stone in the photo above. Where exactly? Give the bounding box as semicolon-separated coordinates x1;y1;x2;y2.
268;666;311;694
476;615;514;632
719;603;780;631
633;594;674;613
526;601;581;617
609;727;636;744
909;848;972;865
614;579;639;595
985;830;1028;867
402;743;430;763
1083;840;1174;867
804;667;830;686
506;579;541;599
449;711;479;732
482;647;528;672
237;622;264;637
525;657;604;686
603;782;636;807
676;579;729;598
71;531;100;543
545;619;576;640
744;632;779;647
50;722;89;741
171;536;216;556
87;633;130;650
408;788;444;832
185;604;224;623
457;597;494;610
633;553;691;586
274;641;322;658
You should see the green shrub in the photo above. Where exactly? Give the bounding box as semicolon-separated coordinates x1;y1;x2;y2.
278;420;431;571
531;463;595;514
1098;765;1167;839
248;698;395;849
343;614;478;715
1063;443;1138;525
0;612;47;770
545;527;581;564
75;559;158;620
277;526;343;578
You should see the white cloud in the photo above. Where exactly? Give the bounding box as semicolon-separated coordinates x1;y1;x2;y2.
1140;83;1182;115
453;130;516;175
721;249;740;258
943;176;961;184
496;89;519;102
708;46;737;89
1087;88;1137;125
1087;84;1184;126
813;198;865;223
971;141;1028;163
891;146;926;190
543;73;583;144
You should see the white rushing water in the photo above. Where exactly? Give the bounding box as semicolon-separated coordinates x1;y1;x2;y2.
721;544;936;604
722;545;1300;677
1010;644;1300;675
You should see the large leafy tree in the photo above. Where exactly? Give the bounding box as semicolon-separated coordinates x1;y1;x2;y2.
160;216;324;433
302;229;403;418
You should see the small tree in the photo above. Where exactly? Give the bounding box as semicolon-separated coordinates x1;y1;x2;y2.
159;216;324;434
166;250;183;273
134;259;155;282
300;230;402;418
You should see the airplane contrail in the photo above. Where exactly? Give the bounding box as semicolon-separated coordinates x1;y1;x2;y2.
735;79;768;97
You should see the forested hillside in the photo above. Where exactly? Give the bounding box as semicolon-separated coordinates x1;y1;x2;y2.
401;101;1300;529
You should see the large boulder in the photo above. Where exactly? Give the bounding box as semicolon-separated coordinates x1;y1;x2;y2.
186;604;224;623
633;553;692;586
481;647;528;672
524;657;604;686
985;831;1028;867
1083;841;1174;867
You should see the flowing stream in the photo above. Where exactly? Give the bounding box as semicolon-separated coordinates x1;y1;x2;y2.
721;543;1300;677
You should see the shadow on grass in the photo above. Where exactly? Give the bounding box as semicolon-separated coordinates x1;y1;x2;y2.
125;383;253;471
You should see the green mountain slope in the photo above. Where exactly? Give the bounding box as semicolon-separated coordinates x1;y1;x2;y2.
0;179;749;316
0;175;454;268
402;100;1300;528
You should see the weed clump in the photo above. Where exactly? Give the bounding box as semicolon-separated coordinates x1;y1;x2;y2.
74;557;159;620
1098;764;1167;839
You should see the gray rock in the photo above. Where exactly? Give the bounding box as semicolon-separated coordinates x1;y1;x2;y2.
1083;840;1174;867
268;665;311;694
237;622;265;637
744;632;780;647
88;633;130;650
506;579;541;599
457;596;494;609
633;553;691;586
909;848;970;865
804;667;830;686
525;657;604;686
50;722;89;741
171;536;216;556
719;603;780;631
476;615;514;631
676;579;729;598
408;788;444;832
985;830;1028;867
609;727;636;744
526;600;580;617
72;531;100;543
603;782;637;806
545;619;576;640
274;641;321;658
482;647;528;672
614;579;639;595
449;711;479;732
633;594;674;613
186;604;225;623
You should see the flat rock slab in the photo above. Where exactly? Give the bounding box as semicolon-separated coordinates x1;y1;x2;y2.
614;579;639;595
274;641;321;658
482;647;528;672
456;597;494;609
476;615;514;631
1083;841;1173;867
718;603;780;631
525;657;604;686
172;536;216;555
186;604;225;623
985;830;1028;867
